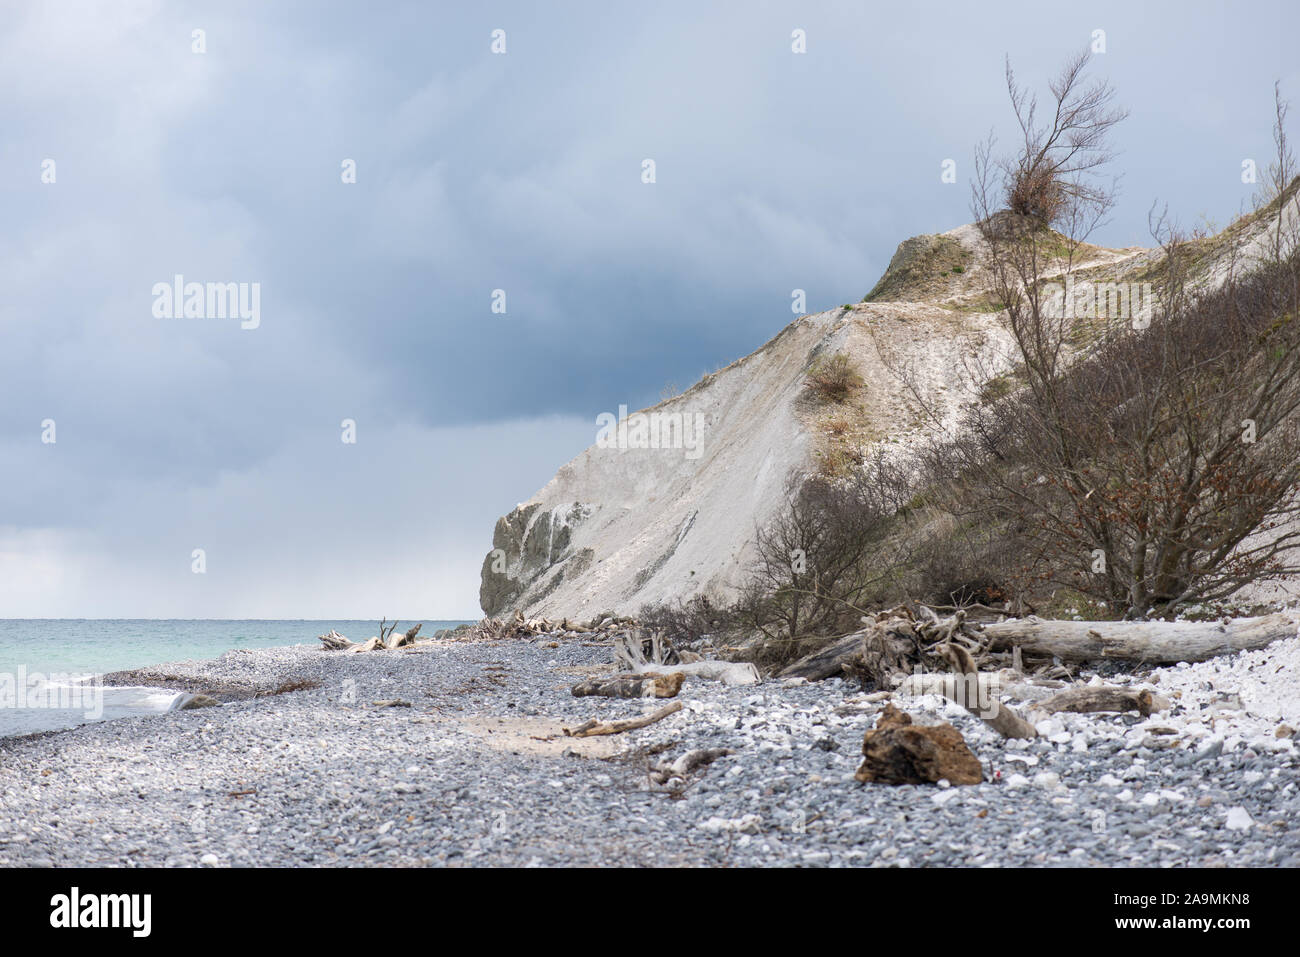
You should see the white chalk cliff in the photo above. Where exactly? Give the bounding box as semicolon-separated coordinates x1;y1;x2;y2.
480;195;1300;618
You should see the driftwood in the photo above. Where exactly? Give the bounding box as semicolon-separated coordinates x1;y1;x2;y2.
319;622;425;652
1032;686;1171;718
650;747;734;785
779;609;937;684
563;701;683;738
936;642;1038;740
571;672;684;699
387;623;422;649
981;613;1297;664
475;611;637;642
672;661;761;685
855;704;984;785
777;633;866;681
615;634;761;686
318;629;353;650
780;611;1298;679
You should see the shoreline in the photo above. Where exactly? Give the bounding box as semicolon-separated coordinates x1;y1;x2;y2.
0;620;474;741
1;631;1298;867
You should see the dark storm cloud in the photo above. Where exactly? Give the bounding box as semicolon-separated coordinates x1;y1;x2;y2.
0;0;1294;615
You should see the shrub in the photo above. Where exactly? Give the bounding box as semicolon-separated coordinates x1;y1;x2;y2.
1006;163;1065;225
736;458;914;665
958;199;1300;616
637;595;731;646
804;352;863;403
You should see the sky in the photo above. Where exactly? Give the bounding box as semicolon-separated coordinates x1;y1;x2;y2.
0;0;1296;618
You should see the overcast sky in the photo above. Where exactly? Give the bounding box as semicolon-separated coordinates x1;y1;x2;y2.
1;1;1295;619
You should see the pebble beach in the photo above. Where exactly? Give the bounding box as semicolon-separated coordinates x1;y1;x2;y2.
1;629;1298;868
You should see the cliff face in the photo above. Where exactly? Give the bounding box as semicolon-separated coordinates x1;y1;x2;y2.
480;195;1300;619
479;223;1024;619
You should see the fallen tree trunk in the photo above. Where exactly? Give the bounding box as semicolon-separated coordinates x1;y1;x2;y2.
776;633;863;681
779;614;921;683
981;613;1298;664
563;701;683;738
571;672;684;699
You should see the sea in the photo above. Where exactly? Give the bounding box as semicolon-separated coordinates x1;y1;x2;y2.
0;619;469;738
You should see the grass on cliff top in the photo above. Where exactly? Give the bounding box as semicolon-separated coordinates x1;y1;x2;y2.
863;235;972;303
1127;175;1300;285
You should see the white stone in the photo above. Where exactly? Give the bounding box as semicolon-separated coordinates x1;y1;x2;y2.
1225;806;1254;831
1034;718;1065;738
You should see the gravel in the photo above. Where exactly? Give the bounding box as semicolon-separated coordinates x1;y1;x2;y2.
1;634;1297;868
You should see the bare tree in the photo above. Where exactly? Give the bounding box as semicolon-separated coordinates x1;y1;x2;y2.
942;65;1300;617
1259;82;1300;264
739;458;912;660
992;48;1128;227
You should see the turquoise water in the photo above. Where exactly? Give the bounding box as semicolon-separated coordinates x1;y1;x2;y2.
0;619;469;738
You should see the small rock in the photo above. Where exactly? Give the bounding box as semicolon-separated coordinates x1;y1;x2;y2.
1034;718;1065;738
177;694;221;711
1224;806;1253;831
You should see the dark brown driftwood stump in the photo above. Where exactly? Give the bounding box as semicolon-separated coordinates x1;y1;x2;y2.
855;703;984;786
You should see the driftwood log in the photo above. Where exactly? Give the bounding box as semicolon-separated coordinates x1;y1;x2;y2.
935;642;1038;739
563;701;683;738
615;634;761;686
318;629;352;650
571;672;684;699
777;633;865;681
780;612;1298;680
981;613;1298;664
318;622;425;652
1031;686;1171;718
650;747;734;785
389;623;422;648
855;704;984;785
779;611;927;683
